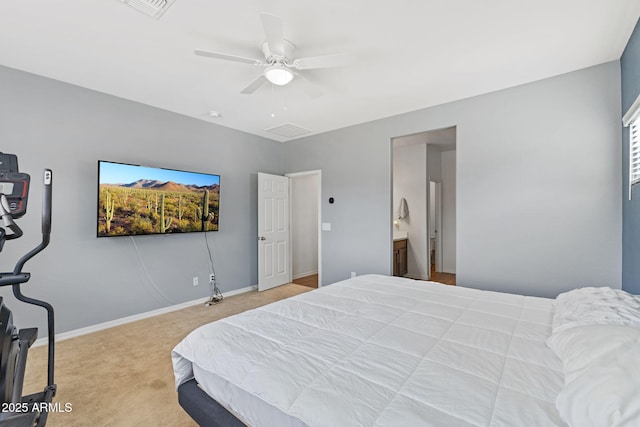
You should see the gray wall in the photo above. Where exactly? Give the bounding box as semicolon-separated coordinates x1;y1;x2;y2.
0;57;624;337
285;61;622;298
622;19;640;294
0;65;282;335
284;123;393;284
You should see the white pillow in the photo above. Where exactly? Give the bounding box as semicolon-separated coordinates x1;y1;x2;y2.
552;287;640;334
548;287;640;426
554;327;640;426
547;324;640;377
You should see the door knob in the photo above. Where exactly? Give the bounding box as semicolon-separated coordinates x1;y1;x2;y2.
258;236;266;240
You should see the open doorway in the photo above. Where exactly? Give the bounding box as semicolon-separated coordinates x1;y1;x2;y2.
429;180;442;274
288;170;321;288
392;127;456;285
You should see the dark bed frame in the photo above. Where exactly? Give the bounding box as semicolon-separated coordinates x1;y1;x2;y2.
177;379;245;427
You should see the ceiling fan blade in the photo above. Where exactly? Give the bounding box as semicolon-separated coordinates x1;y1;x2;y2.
241;75;268;94
292;53;352;70
195;49;263;66
260;13;285;57
293;73;324;98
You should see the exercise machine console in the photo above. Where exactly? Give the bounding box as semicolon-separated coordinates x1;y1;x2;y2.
0;152;54;427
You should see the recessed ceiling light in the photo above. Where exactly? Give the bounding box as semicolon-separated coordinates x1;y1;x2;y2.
208;110;222;118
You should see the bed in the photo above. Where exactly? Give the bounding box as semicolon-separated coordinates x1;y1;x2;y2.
172;274;640;426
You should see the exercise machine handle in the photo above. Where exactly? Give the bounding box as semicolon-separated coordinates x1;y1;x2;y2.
13;170;52;275
42;169;52;237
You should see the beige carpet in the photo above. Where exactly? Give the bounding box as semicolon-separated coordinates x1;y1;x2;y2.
23;283;312;427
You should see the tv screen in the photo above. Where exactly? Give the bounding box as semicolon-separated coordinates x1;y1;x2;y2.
97;161;220;237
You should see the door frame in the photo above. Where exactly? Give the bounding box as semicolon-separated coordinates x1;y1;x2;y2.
391;126;456;280
286;170;322;287
429;179;444;274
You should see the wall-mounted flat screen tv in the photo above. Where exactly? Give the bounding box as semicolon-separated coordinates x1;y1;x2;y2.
97;160;220;237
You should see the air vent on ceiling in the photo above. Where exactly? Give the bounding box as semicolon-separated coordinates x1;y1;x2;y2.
265;123;312;139
121;0;176;19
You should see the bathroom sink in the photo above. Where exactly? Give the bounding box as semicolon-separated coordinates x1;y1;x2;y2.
393;231;408;241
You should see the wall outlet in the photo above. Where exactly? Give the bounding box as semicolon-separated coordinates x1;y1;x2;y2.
350;272;356;278
193;276;199;286
209;274;215;283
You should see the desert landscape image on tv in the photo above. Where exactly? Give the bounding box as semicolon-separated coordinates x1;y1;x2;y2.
98;161;220;237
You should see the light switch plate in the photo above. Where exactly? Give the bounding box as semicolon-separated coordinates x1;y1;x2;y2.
321;222;331;231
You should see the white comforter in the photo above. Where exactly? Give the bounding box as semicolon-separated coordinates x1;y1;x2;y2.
173;274;565;426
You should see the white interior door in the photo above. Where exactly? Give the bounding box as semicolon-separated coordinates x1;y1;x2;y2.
258;172;291;291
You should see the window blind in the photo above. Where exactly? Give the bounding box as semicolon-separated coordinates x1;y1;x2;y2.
624;94;640;200
631;120;640;187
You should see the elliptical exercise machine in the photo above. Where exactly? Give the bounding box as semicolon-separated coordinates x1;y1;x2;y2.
0;152;55;427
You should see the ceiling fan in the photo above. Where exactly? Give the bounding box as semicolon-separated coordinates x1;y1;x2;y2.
195;13;350;97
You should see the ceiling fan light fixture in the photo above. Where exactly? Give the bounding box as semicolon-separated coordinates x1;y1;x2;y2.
264;64;293;86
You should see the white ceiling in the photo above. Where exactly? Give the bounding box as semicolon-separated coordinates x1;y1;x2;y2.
0;1;638;143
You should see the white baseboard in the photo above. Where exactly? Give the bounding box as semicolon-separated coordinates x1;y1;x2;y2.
292;270;318;280
33;284;258;348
